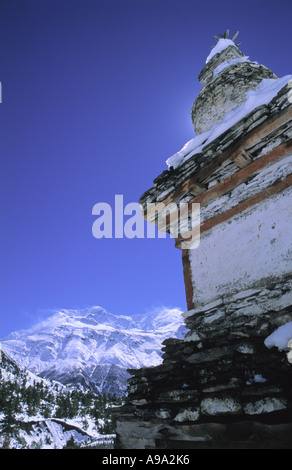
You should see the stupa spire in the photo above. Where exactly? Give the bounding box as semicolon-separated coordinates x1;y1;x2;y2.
212;29;241;48
191;32;277;134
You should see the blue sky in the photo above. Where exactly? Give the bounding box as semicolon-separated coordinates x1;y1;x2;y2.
0;0;291;337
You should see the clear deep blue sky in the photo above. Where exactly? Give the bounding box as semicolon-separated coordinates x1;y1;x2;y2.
0;0;291;337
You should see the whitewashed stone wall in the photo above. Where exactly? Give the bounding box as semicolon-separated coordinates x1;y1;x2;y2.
189;183;292;308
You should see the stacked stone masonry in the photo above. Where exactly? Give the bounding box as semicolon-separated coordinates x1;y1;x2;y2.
114;278;292;448
114;39;292;449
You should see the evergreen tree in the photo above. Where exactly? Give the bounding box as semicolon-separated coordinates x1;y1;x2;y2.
63;436;80;449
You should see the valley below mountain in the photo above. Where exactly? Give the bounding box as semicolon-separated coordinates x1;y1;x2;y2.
0;306;186;448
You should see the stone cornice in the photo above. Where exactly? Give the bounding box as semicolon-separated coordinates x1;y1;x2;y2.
140;84;292;247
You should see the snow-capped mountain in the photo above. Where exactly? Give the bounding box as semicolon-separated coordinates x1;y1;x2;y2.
1;306;186;396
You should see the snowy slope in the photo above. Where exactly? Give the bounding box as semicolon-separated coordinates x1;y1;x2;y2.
1;306;187;396
0;348;114;449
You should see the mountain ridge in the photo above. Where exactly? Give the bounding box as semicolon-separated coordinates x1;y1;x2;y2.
1;306;187;396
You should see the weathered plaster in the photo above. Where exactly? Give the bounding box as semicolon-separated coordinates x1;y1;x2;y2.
189;185;292;308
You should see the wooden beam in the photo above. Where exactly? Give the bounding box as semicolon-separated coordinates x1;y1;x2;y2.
143;106;292;218
232;149;252;168
182;249;195;310
236;106;292;151
187;180;207;196
185;138;292;212
154;137;292;235
175;172;292;249
189;107;292;186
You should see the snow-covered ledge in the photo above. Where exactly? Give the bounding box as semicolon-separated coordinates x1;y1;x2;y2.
167;75;292;169
264;322;292;364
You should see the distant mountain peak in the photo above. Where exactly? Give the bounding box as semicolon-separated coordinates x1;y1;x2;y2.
1;306;187;396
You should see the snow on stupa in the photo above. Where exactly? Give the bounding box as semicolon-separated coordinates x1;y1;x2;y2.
191;32;278;134
165;31;291;170
114;32;292;450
